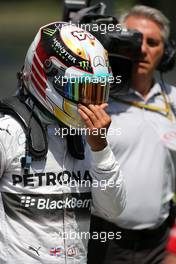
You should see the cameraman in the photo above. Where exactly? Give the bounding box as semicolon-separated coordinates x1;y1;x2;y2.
88;5;176;264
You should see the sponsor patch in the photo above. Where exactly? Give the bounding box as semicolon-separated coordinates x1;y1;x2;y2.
49;245;77;258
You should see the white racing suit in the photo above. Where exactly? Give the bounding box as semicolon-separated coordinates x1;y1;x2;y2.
0;115;126;264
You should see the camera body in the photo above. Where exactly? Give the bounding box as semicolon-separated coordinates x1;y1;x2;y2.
63;0;142;94
63;0;91;22
63;0;175;94
62;0;142;60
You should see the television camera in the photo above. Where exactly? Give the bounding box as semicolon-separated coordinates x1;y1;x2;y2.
62;0;143;94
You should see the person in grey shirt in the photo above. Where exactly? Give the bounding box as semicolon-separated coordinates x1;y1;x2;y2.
88;5;176;264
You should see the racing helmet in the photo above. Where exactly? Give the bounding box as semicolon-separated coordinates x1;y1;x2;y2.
23;22;112;128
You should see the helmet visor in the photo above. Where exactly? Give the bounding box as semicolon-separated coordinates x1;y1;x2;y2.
60;75;110;105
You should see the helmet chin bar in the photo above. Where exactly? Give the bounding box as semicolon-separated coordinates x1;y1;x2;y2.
25;92;83;130
53;103;85;129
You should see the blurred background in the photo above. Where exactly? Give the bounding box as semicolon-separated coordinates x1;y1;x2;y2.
0;0;176;98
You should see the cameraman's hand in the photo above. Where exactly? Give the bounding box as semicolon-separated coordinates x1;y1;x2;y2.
78;103;111;151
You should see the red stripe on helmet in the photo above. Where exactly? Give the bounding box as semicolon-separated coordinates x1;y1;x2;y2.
33;55;45;78
36;41;48;64
32;63;46;88
31;74;46;98
30;38;48;98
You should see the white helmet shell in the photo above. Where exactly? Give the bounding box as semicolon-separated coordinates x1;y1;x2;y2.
23;22;112;128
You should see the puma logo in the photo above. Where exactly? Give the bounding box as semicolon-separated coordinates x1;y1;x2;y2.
28;246;41;256
0;127;11;135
